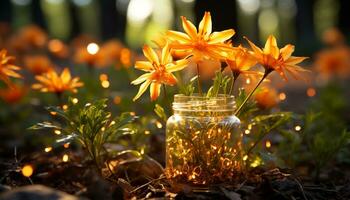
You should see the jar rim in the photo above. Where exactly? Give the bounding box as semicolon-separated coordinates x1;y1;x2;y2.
173;94;236;113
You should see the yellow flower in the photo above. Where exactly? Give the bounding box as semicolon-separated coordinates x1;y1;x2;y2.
32;68;83;94
226;45;259;78
166;12;235;62
245;35;308;80
0;49;21;86
131;43;188;101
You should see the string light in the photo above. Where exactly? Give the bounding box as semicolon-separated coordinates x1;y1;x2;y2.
44;147;52;152
246;78;251;84
156;121;163;129
72;98;78;104
63;143;70;148
99;74;108;81
87;43;99;55
144;130;150;135
243;155;248;161
50;111;57;116
62;104;68;110
307;87;316;97
54;130;61;135
295;125;301;131
244;129;250;134
62;154;69;162
265;140;271;148
101;80;110;88
22;165;34;177
279;92;286;101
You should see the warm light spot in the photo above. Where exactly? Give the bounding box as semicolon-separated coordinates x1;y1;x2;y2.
99;74;108;81
248;124;252;130
62;154;69;162
101;80;110;88
110;120;116;126
130;112;136;116
307;87;316;97
246;78;251;84
85;103;91;107
63;143;70;148
50;111;57;116
62;104;68;110
72;98;78;104
48;39;63;52
144;130;150;135
243;155;248;161
120;48;131;66
87;43;99;55
54;130;61;135
140;147;145;155
295;125;301;131
265;140;271;148
22;165;33;177
279;92;286;101
156;121;163;129
101;127;105;132
44;147;52;152
113;96;122;105
244;129;250;134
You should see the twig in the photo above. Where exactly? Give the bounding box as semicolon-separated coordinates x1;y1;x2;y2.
130;175;166;194
292;177;308;200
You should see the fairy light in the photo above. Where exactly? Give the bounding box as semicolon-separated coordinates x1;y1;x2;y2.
50;111;57;116
99;74;108;81
62;104;68;110
265;140;271;148
295;125;301;131
144;130;150;135
279;92;286;101
22;165;33;177
243;155;248;161
62;154;69;162
307;87;316;97
101;127;105;132
110;120;116;126
87;43;99;55
130;112;136;116
244;129;250;134
246;78;251;84
113;96;122;105
72;98;78;104
140;147;145;155
54;129;61;135
156;121;163;129
44;147;52;152
63;143;70;148
101;80;110;88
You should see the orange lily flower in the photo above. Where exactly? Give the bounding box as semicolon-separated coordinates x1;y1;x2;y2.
0;49;21;86
0;84;27;104
32;68;83;94
24;55;54;75
131;43;188;101
166;12;235;62
245;35;308;80
226;45;258;78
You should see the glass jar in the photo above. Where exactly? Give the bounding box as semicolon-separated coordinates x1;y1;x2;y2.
165;94;242;186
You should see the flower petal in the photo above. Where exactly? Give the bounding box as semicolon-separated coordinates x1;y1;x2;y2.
198;12;212;39
263;35;279;59
244;36;263;55
60;68;71;84
280;44;295;60
131;73;151;85
209;29;235;44
133;79;151;101
181;16;198;40
285;56;308;65
163;73;177;85
135;61;153;72
166;59;188;72
161;42;171;65
150;82;162;101
166;31;191;43
143;45;159;65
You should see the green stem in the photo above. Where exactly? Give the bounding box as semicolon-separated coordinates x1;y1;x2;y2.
229;73;238;95
196;63;202;96
234;69;271;116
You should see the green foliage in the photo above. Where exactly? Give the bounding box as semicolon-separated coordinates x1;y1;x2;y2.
207;71;231;97
30;98;136;170
179;76;198;96
154;104;167;123
235;88;258;119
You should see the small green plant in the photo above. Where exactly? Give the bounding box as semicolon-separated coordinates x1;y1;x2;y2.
30;98;136;171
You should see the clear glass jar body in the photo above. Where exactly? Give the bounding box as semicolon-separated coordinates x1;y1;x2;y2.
165;94;242;185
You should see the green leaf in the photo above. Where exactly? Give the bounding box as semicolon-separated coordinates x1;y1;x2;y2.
154;104;167;122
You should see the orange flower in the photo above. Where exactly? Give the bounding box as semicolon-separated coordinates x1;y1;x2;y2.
0;49;21;86
226;45;258;78
32;68;83;94
166;12;235;62
322;27;345;46
24;55;54;75
18;25;47;49
245;35;308;80
0;84;27;104
314;46;350;79
254;86;279;109
131;43;188;101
